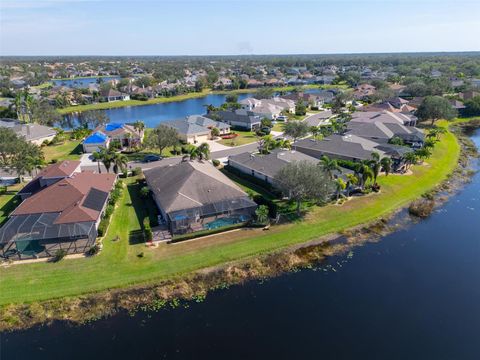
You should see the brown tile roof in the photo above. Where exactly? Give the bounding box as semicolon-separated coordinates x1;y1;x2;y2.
37;160;81;179
12;172;116;224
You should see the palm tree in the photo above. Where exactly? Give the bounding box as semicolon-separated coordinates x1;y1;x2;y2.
335;178;346;201
369;152;381;185
112;153;128;174
320;155;341;179
380;157;392;176
14;93;23;120
310;126;319;140
345;173;358;197
133;120;145;138
189;142;210;161
97;147;114;173
92;151;103;173
424;138;436;149
360;164;374;190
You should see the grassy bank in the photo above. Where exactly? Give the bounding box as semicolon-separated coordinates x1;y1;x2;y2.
0;121;460;305
57;84;348;114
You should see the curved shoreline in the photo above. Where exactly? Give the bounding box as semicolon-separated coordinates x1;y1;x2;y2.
1;121;477;331
57;84;338;114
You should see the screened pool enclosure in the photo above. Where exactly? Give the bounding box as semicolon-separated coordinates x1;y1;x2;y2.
0;212;97;259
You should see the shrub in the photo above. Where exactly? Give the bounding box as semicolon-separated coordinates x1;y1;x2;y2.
140;186;150;198
409;199;435;218
212;159;220;167
122;169;129;178
86;244;100;256
97;219;109;237
253;194;278;218
104;204;114;218
52;249;67;262
132;167;143;176
115;180;124;190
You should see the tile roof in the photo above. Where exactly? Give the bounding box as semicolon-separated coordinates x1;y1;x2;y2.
12;171;115;224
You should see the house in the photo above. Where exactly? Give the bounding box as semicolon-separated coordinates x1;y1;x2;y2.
17;160;81;201
0;167;116;259
353;84;376;100
459;90;479;101
304;111;333;127
294;135;387;162
83;131;110;153
207;110;262;130
239;97;295;119
283;90;335;108
94;123;144;148
295;135;410;170
228;149;351;187
0;118;57;145
346;121;424;147
185;115;230;135
350;111;418;127
100;88;130;102
163;115;230;144
144;161;257;235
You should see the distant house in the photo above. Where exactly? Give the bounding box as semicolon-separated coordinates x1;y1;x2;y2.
0;118;57;145
83;131;110;153
144;161;257;235
239;97;295;120
350;111;418;127
353;84;376;100
207;110;262;131
100;88;130;102
0;164;116;260
94;123;144;148
163;115;230;144
459;90;479;101
283;91;335;108
362;98;416;114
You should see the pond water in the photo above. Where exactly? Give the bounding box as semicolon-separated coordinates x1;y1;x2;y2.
60;88;326;129
61;92;253;129
52;76;120;88
3;136;478;360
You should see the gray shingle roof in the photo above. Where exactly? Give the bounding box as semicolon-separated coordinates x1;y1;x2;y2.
0;119;56;142
144;160;253;214
209;110;261;126
163;119;211;136
295;135;386;161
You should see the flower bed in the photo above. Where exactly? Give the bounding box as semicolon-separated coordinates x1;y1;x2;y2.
221;133;239;139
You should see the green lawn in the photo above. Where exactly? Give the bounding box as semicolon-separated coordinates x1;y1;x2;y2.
218;130;258;146
42;140;83;162
0;185;22;226
0;121;460;305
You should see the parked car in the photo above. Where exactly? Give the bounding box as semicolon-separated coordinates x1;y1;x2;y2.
277;115;288;121
143;154;162;163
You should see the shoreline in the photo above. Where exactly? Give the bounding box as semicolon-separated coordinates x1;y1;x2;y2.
0;120;477;332
57;84;342;114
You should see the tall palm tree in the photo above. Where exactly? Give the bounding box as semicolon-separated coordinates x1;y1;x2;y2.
320;155;341;179
112;153;128;174
14;93;23;120
133;120;145;138
369;152;381;185
92;151;103;173
98;147;114;173
380;157;392;176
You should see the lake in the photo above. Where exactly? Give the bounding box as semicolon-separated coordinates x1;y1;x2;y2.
62;93;253;129
3;131;478;360
52;76;120;88
61;88;325;129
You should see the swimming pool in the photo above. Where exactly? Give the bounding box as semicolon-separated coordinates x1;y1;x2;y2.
204;215;249;230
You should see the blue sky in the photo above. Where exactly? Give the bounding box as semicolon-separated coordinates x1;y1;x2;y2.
1;0;479;55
